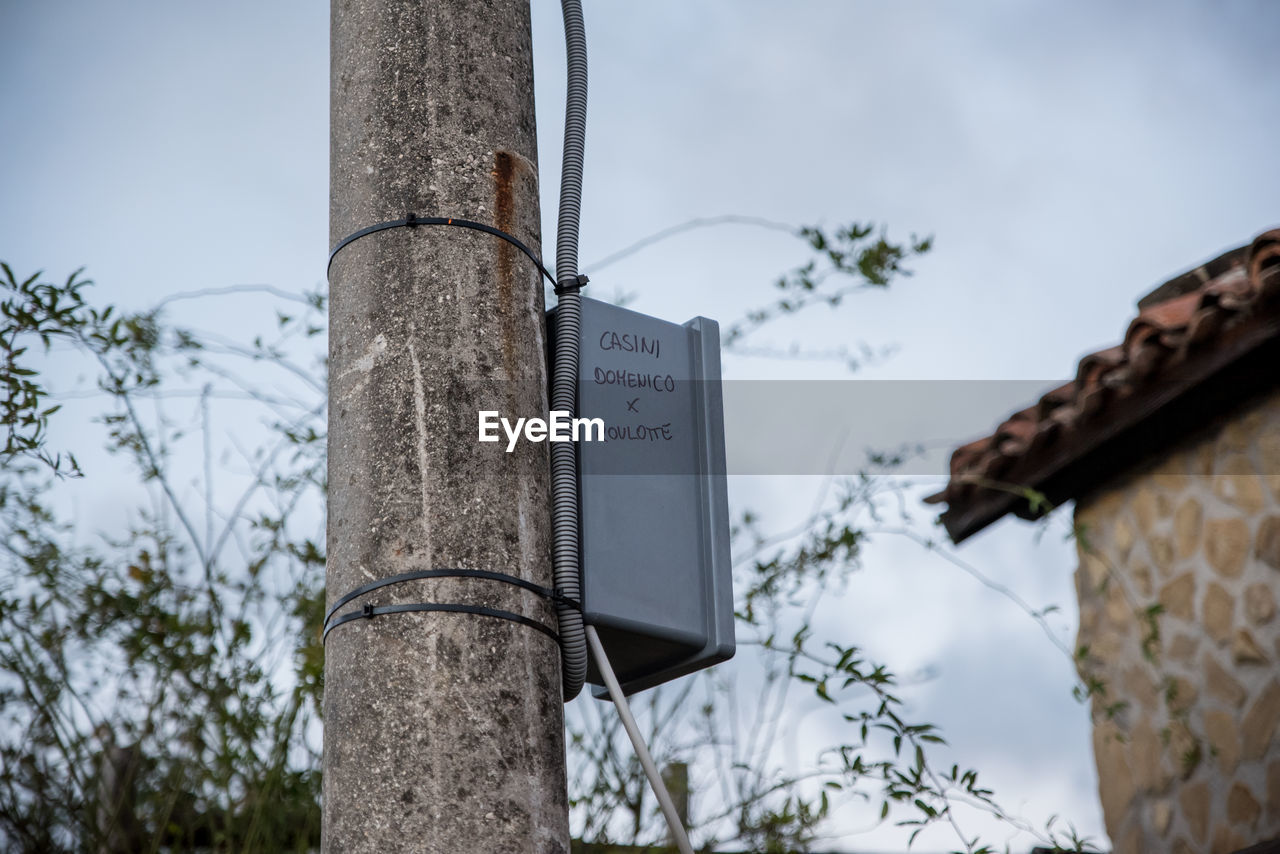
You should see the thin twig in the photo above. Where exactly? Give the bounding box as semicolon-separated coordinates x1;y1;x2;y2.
582;215;796;274
150;284;319;311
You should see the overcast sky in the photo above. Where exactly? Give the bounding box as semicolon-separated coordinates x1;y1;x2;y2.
4;1;1279;851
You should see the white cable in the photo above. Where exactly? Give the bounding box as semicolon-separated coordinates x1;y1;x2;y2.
585;625;695;854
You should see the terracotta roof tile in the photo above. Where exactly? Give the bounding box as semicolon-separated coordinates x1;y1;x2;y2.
925;228;1280;542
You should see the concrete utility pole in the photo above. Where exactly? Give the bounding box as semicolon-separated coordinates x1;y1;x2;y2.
326;1;569;852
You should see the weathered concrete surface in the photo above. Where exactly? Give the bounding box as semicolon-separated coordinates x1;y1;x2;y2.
326;1;568;851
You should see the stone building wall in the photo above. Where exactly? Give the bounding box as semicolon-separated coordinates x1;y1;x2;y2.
1073;386;1280;854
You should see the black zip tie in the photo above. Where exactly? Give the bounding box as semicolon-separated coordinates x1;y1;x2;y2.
551;588;582;610
327;213;564;291
322;568;581;644
553;273;590;296
325;602;559;644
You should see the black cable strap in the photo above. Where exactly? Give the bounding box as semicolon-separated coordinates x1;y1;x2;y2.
327;213;567;291
553;273;590;296
321;568;582;644
324;602;559;644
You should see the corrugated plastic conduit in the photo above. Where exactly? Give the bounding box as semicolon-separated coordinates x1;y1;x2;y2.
550;4;694;851
550;0;589;704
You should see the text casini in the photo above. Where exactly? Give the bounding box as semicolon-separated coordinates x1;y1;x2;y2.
598;330;660;359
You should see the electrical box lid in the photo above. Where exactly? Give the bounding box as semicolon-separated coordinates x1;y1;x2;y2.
554;296;734;695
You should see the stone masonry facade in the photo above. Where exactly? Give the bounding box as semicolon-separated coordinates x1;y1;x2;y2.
1073;386;1280;853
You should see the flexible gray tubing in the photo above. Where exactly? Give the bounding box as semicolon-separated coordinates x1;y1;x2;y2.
551;0;588;701
552;15;694;848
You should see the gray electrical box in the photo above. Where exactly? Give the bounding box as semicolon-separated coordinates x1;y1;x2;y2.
551;296;734;695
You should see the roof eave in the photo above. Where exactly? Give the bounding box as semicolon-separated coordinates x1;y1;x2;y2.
938;307;1280;544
